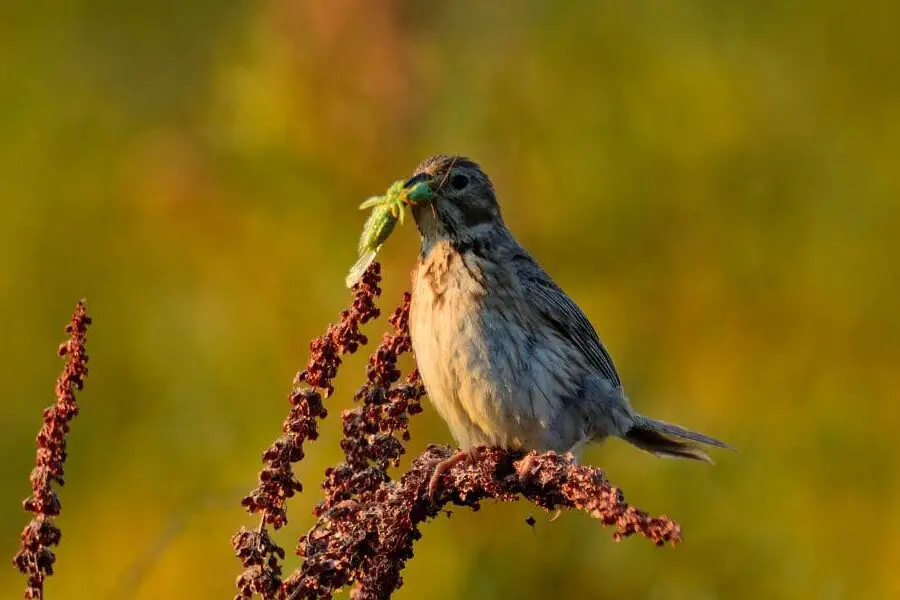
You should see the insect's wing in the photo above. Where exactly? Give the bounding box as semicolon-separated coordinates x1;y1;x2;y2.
345;249;379;288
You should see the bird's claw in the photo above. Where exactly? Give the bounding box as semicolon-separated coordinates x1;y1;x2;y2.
427;448;479;500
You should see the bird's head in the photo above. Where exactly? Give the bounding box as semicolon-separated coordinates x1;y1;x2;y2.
404;155;505;250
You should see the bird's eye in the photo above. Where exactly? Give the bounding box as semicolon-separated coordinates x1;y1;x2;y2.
450;173;469;191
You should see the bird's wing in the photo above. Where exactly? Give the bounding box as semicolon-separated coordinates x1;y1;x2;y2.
516;255;622;388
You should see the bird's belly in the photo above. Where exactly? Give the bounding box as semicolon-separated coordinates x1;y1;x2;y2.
411;264;586;452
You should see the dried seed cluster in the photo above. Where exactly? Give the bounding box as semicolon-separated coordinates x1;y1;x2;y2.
233;264;382;600
283;293;425;599
286;443;681;600
13;301;91;600
321;292;424;505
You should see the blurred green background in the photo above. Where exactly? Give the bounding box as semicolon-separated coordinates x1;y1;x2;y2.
2;1;898;598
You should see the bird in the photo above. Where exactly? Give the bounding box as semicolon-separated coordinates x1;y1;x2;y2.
403;154;730;497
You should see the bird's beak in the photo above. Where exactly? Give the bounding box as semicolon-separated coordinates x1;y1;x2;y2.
403;172;429;190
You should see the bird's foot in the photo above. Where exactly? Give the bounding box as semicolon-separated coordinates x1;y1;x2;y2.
428;447;479;499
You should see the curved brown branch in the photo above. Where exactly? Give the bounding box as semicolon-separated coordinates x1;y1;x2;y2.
13;300;91;600
287;446;681;600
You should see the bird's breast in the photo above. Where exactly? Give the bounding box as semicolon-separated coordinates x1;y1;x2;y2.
410;242;503;446
409;242;586;451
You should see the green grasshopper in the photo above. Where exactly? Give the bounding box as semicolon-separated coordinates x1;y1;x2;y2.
345;179;433;288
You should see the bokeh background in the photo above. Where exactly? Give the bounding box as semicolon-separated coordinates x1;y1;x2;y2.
2;1;898;598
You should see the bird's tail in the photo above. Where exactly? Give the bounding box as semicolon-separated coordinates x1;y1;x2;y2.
624;415;731;463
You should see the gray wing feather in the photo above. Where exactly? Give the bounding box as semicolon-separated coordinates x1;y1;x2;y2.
514;255;622;388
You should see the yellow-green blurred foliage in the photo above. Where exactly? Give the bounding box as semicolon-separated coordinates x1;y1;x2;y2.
2;1;898;598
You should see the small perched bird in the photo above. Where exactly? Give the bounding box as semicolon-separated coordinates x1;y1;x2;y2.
404;155;729;495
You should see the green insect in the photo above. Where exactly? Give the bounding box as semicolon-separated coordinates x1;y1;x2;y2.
345;179;433;288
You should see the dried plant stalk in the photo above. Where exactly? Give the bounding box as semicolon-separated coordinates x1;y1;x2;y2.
308;446;680;600
282;293;425;599
233;264;383;600
12;301;91;600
